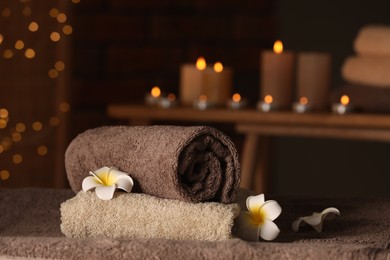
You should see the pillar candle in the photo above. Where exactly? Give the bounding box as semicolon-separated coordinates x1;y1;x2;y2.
203;62;233;106
260;40;295;109
297;52;332;111
180;57;210;106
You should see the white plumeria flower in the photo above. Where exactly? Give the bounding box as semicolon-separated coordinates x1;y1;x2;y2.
235;194;282;241
82;166;134;200
292;207;340;233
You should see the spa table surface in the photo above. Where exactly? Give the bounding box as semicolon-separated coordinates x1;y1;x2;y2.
107;104;390;192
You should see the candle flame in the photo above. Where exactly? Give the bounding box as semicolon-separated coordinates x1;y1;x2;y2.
199;94;207;101
196;57;206;71
264;95;273;104
167;93;176;101
214;62;224;73
340;95;349;105
232;93;241;102
299;96;308;105
151;86;161;98
273;40;283;54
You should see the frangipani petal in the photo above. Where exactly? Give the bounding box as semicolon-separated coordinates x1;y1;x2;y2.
82;176;103;192
292;207;340;232
115;174;134;192
246;194;265;215
95;185;116;200
260;200;282;221
235;212;260;242
259;219;280;241
94;166;111;179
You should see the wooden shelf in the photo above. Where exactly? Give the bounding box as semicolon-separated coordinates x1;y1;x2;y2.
107;104;390;192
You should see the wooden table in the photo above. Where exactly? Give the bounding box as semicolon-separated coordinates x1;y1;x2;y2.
107;104;390;192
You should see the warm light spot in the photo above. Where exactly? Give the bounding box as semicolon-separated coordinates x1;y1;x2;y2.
299;96;308;105
37;145;48;156
0;108;8;118
0;145;3;154
273;40;283;54
264;95;273;104
48;69;59;78
49;116;60;126
1;138;12;150
59;102;70;112
0;119;7;129
28;21;39;32
3;49;14;59
196;57;207;71
199;94;207;101
2;8;11;17
50;32;60;42
15;40;24;50
151;86;161;98
32;121;43;131
49;8;59;18
72;0;81;3
55;61;65;71
56;13;67;23
62;24;73;35
12;132;22;142
232;93;241;103
22;6;31;16
340;95;350;106
12;154;23;164
167;93;176;101
0;170;10;181
16;122;26;132
213;62;224;73
0;34;3;44
25;48;35;59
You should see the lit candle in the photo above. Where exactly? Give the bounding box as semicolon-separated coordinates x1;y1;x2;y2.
180;57;209;106
193;94;212;110
257;94;276;112
145;86;161;105
292;96;312;113
297;52;332;111
332;95;353;115
260;40;295;110
158;93;177;109
203;61;233;106
227;93;247;109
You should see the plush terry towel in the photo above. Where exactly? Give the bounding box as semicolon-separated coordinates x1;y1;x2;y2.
60;191;240;241
65;125;240;203
354;25;390;56
342;56;390;87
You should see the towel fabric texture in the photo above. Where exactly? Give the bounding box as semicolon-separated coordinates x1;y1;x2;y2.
341;56;390;87
354;25;390;56
2;188;390;259
65;125;240;203
61;191;240;241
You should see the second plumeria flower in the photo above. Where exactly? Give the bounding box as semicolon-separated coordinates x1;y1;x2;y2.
235;194;282;241
82;166;134;200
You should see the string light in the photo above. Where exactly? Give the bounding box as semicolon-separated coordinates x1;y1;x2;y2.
3;49;14;59
56;13;67;23
22;6;31;16
32;121;43;131
50;32;60;42
0;170;10;181
37;145;48;156
12;154;23;164
11;132;22;142
59;102;70;112
24;48;35;59
49;8;59;18
63;25;73;35
28;21;38;32
49;116;60;126
15;122;26;132
55;61;65;71
0;34;3;44
2;8;11;18
15;40;25;50
48;69;59;78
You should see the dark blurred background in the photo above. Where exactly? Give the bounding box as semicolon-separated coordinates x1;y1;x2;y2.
1;0;390;197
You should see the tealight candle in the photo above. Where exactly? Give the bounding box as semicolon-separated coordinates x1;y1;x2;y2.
332;95;353;115
145;86;161;105
227;93;247;109
193;94;212;110
292;96;312;113
257;94;276;112
158;93;177;109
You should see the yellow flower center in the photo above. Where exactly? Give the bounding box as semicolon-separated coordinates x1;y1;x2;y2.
95;171;116;186
252;209;266;225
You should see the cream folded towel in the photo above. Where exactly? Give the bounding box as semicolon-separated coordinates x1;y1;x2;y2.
354;25;390;56
60;191;240;241
342;56;390;87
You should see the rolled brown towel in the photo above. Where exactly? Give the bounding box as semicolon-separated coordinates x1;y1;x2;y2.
354;25;390;56
65;125;240;203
